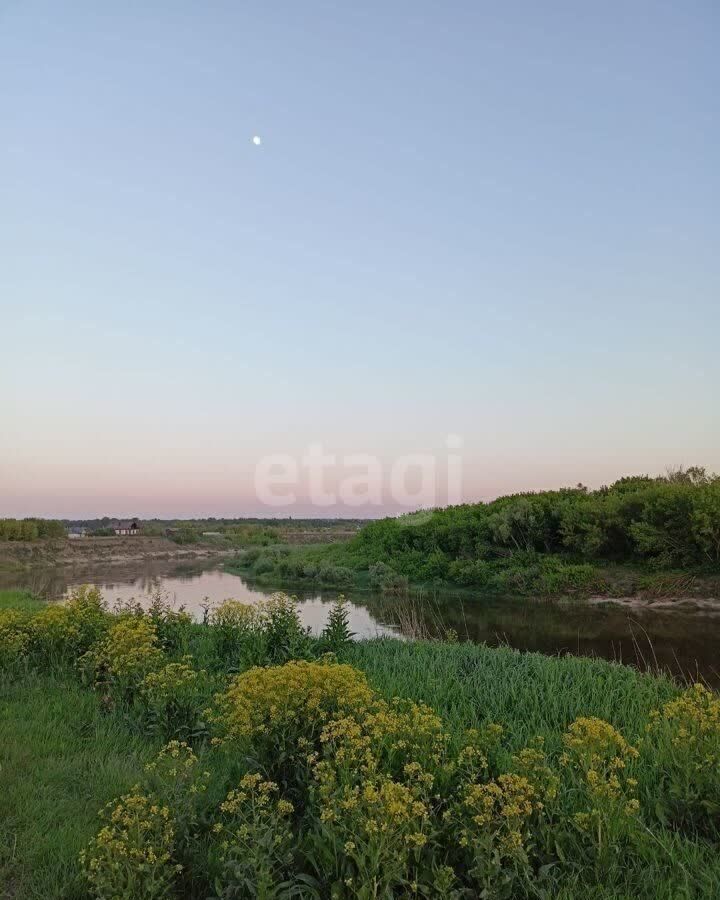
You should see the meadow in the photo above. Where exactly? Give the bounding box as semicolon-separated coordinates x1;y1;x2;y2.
1;587;719;899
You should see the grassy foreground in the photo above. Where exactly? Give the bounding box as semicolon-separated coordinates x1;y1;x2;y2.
1;588;720;899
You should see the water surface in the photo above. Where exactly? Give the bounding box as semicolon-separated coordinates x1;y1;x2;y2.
3;560;719;684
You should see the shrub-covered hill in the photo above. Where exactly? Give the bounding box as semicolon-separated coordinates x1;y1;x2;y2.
232;467;720;593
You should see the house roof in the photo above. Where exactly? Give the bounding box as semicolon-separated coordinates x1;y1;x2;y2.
116;520;140;529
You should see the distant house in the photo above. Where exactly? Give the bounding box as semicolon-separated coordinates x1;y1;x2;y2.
114;520;140;536
68;527;87;539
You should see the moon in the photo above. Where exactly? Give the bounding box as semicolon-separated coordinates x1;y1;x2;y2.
252;135;262;146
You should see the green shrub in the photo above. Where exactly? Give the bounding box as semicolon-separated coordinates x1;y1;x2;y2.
0;518;65;540
138;659;211;741
30;586;109;666
171;526;199;545
210;773;297;899
446;557;492;586
210;658;376;786
316;564;355;588
81;616;164;702
559;717;640;869
645;683;720;834
209;599;261;662
143;741;211;869
273;469;720;589
260;593;310;664
310;771;430;896
0;608;31;668
446;773;539;896
369;561;409;594
320;596;353;654
80;789;178;900
146;595;193;654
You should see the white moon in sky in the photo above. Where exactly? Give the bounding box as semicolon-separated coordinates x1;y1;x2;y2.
252;135;262;146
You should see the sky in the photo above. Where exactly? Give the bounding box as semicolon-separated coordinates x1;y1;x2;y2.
1;1;719;518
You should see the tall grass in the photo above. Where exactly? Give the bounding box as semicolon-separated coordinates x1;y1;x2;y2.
345;638;678;750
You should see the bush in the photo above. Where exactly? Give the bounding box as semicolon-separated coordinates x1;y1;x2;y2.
691;481;720;565
447;773;539;895
316;564;355;588
139;659;211;740
210;659;376;784
559;717;640;867
0;518;64;541
446;558;492;587
30;586;109;666
258;593;310;664
143;741;210;861
81;616;164;701
320;596;353;654
171;526;199;545
315;696;449;788
208;595;309;667
146;595;193;654
369;561;409;594
286;469;720;590
310;772;430;895
645;683;720;834
535;561;603;595
488;556;604;596
211;774;297;899
419;548;451;581
80;790;178;899
0;608;31;667
252;553;279;576
209;599;262;662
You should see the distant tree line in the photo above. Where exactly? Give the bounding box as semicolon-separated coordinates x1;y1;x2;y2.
0;519;66;541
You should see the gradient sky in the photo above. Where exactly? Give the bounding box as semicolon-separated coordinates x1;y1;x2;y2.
2;1;719;518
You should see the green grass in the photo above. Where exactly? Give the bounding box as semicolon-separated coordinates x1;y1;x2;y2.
345;638;678;751
0;589;44;612
0;672;157;900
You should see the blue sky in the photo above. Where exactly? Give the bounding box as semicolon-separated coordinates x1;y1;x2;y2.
1;1;718;517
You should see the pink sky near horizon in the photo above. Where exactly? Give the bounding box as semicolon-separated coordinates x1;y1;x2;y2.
3;449;719;519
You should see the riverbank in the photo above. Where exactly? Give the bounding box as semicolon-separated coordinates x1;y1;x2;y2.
2;589;720;898
0;535;239;571
228;544;720;604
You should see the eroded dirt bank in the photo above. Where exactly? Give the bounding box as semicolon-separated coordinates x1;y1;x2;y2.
0;536;237;569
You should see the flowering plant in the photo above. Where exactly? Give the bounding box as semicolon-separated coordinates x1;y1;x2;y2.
139;658;210;740
560;717;640;864
211;773;297;899
646;683;720;832
80;789;178;900
0;609;31;668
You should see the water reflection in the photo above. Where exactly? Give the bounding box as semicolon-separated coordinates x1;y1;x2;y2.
2;561;719;685
58;565;400;640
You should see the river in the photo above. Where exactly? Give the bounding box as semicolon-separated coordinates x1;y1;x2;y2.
3;559;719;685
